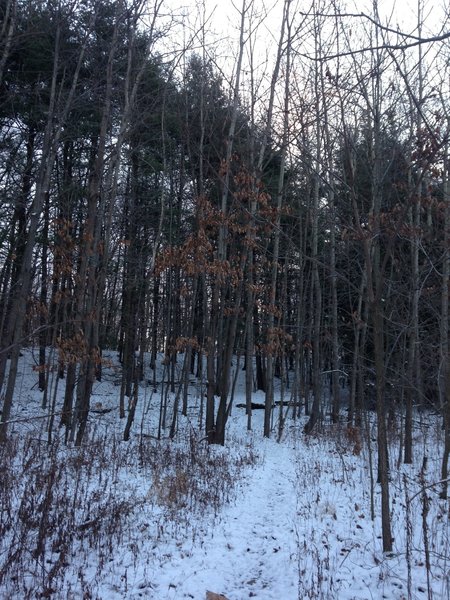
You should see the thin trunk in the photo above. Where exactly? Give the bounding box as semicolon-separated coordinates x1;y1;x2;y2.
39;192;50;396
182;278;199;416
0;0;16;87
304;50;323;435
214;250;248;444
264;0;291;438
405;2;424;463
370;16;392;549
440;136;450;498
349;270;367;424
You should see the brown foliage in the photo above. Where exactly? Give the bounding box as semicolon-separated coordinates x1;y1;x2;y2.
206;592;229;600
346;426;362;456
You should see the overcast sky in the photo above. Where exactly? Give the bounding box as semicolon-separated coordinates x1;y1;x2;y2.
153;0;448;104
158;0;447;65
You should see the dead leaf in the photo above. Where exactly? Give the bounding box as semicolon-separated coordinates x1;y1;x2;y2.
206;592;229;600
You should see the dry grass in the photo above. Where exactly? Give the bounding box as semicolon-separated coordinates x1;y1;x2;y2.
0;429;257;598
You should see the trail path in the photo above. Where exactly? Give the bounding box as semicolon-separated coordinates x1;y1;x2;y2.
150;437;299;600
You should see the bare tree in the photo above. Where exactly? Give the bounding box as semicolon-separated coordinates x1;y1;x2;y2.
205;0;250;444
263;0;292;438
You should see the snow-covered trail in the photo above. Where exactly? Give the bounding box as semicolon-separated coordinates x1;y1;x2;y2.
4;351;449;600
150;436;299;600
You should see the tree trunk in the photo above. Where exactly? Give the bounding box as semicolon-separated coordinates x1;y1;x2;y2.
264;0;291;438
440;137;450;498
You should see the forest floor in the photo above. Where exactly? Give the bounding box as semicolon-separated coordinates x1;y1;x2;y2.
0;349;449;599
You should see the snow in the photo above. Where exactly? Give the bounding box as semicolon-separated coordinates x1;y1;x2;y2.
149;437;298;600
1;349;449;599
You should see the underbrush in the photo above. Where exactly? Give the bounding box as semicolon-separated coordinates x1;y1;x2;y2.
294;416;450;600
0;429;257;599
142;430;258;523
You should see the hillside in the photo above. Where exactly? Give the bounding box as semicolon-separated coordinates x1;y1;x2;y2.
1;350;448;599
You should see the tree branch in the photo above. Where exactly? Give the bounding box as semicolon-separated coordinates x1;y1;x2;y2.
298;31;450;61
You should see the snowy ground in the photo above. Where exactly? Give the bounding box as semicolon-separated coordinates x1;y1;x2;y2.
1;349;449;599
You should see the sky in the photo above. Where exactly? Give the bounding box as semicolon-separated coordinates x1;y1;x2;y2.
161;0;447;49
156;0;448;85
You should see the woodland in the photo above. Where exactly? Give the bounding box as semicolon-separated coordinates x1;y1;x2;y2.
0;0;449;592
